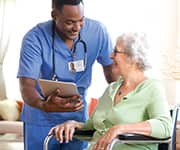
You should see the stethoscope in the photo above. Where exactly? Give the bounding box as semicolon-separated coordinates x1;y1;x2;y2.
51;21;87;81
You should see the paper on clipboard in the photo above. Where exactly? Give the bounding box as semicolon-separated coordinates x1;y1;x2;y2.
39;79;79;97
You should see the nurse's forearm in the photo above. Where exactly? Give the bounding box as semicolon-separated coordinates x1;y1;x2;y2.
19;77;44;110
103;64;118;83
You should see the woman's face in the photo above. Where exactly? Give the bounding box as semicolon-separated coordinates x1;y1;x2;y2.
110;40;131;77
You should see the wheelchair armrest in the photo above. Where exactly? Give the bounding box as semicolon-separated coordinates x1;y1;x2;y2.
74;129;95;136
117;133;171;143
73;130;171;143
73;129;95;141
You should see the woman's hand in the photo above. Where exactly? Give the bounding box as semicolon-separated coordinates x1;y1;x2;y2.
93;125;121;150
48;120;83;143
93;121;151;150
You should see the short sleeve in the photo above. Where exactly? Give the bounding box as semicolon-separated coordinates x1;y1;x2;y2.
96;23;113;66
17;28;42;80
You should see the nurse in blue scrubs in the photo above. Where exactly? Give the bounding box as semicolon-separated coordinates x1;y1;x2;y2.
17;0;115;149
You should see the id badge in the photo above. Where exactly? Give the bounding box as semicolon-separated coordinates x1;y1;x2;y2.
68;60;85;72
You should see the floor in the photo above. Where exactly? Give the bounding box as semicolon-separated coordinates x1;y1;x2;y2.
0;134;23;150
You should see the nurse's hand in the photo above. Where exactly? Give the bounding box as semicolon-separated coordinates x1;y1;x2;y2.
42;88;84;112
48;120;83;143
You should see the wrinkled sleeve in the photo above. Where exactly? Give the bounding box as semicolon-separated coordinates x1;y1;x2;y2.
147;82;172;138
17;29;42;80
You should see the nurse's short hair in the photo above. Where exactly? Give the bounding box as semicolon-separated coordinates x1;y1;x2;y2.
117;33;151;71
52;0;83;10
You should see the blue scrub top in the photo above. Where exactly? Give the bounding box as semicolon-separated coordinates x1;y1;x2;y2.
17;18;113;126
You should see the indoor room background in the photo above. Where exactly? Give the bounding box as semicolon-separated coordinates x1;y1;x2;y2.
1;0;180;108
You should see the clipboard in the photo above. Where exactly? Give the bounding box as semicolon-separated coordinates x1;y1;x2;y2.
39;79;79;97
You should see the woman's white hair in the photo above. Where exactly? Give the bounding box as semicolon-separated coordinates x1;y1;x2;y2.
117;32;151;71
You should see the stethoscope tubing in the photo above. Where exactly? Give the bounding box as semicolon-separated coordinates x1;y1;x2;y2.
51;21;87;81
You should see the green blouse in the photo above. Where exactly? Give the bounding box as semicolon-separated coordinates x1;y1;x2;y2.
82;78;172;150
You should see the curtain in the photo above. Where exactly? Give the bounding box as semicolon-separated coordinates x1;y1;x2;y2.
0;0;16;99
178;0;180;49
174;0;180;79
171;0;180;80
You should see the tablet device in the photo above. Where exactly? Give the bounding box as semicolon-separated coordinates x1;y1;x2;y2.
39;79;79;97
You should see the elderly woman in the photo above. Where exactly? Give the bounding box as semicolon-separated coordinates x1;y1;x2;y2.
49;33;172;150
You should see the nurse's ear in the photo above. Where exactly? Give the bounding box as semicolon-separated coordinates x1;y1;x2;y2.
51;9;56;21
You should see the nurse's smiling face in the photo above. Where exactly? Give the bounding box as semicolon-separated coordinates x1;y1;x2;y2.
52;3;85;42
